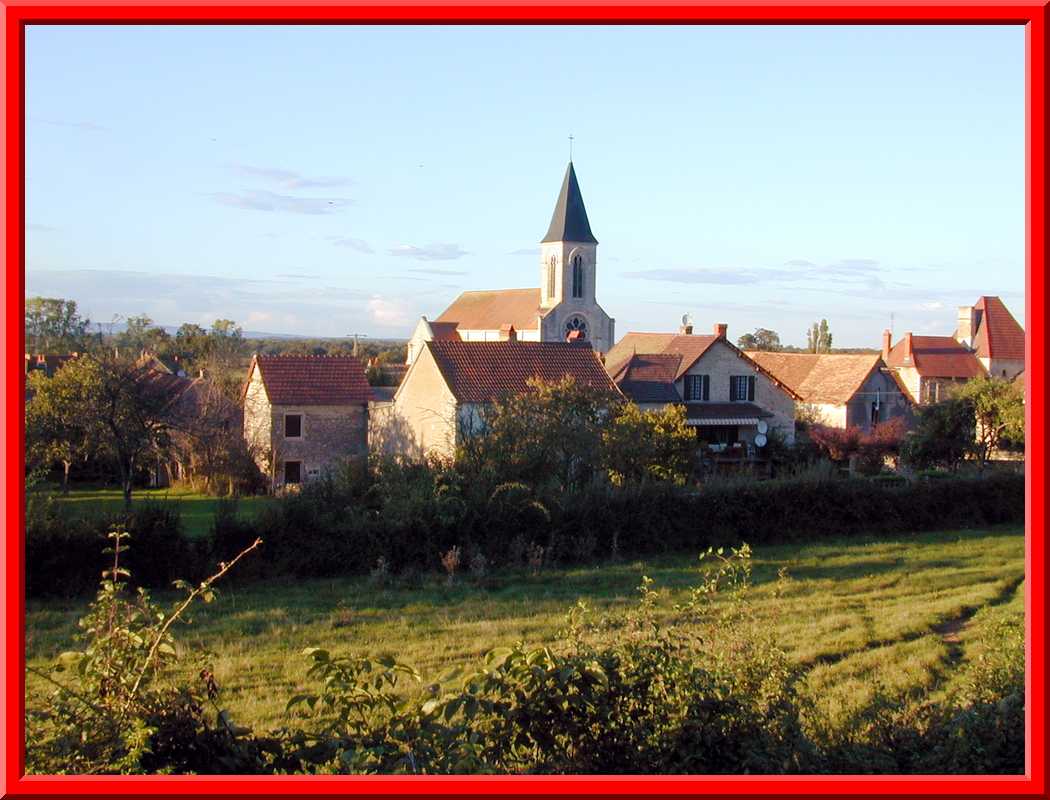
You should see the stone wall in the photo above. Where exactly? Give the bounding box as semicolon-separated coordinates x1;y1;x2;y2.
269;404;367;486
676;339;797;444
390;346;460;459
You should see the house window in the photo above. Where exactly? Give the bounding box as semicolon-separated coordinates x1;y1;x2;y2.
547;256;557;299
284;413;302;438
571;254;584;298
730;375;755;402
684;374;710;401
284;460;302;484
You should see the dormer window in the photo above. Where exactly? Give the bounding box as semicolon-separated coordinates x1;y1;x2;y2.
571;254;584;298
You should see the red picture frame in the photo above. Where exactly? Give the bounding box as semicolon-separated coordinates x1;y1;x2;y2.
3;5;1045;797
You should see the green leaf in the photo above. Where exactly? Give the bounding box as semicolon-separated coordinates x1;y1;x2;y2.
421;699;441;716
302;647;330;662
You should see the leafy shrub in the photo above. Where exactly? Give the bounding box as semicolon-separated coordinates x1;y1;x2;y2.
26;529;264;774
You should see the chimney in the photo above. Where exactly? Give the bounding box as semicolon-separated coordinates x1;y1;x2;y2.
956;305;976;348
714;323;728;339
566;329;584;342
499;323;517;342
903;332;914;364
882;329;892;361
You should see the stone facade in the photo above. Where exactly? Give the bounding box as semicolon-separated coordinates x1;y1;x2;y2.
676;339;796;445
384;346;460;458
243;363;368;490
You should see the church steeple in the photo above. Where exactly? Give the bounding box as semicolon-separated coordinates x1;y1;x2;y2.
541;162;598;245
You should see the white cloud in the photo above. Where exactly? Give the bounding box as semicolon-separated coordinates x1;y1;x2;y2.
367;295;411;328
230;164;353;190
212;190;352;215
389;243;468;261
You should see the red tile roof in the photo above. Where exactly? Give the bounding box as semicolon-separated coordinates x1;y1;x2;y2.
610;353;684;403
606;332;803;401
435;288;542;332
425;340;619;403
428;321;461;341
247;355;371;405
885;335;986;379
745;352;883;405
972;296;1025;361
606;333;719;380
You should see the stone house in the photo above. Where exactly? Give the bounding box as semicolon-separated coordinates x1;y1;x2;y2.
605;323;800;448
882;331;986;405
745;351;913;432
406;161;615;364
242;355;371;490
374;339;620;460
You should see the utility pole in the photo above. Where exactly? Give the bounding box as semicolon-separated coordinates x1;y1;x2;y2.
348;333;368;359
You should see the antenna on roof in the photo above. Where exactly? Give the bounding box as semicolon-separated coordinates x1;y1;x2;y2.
569;134;574;161
890;312;895;336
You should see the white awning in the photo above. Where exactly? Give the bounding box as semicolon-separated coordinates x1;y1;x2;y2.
686;417;761;426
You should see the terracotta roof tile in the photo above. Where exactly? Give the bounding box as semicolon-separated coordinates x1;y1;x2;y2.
745;352;882;405
248;355;371;405
885;335;986;379
426;340;619;404
972;296;1026;361
428;321;461;341
435;288;542;332
605;332;718;379
611;353;684;404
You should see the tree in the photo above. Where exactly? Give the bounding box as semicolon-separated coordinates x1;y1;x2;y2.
602;403;696;485
458;376;617;494
174;323;212;367
952;377;1025;470
737;328;782;352
25;297;90;352
25;358;103;491
87;353;180;509
901;398;975;472
806;319;833;353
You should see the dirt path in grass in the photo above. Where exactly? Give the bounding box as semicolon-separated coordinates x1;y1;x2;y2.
793;573;1025;681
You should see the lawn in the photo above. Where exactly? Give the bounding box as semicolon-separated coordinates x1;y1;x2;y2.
25;524;1024;736
47;486;275;538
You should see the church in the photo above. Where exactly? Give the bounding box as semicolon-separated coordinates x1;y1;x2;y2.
405;162;616;364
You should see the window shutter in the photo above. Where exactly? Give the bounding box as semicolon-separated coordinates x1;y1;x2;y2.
748;376;756;402
702;375;710;401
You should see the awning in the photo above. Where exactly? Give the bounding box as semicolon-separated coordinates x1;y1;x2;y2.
687;417;761;426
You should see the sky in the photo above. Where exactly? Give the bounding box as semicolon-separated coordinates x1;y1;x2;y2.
25;24;1026;348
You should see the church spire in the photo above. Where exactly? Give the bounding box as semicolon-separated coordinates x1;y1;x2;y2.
541;162;598;245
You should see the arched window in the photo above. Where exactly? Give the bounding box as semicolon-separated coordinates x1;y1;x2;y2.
571;254;584;298
565;316;588;341
547;256;556;300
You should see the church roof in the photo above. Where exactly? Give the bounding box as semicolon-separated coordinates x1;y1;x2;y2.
541;162;598;245
435;288;542;331
609;353;685;404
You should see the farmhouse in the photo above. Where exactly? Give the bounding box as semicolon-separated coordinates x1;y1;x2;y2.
242;354;371;490
882;330;986;405
375;339;619;459
605;322;800;447
406;162;615;364
744;351;912;432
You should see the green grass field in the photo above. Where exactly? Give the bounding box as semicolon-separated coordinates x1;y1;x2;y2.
47;486;275;537
25;524;1024;735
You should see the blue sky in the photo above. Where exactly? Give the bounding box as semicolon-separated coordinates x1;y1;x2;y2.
25;24;1025;347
